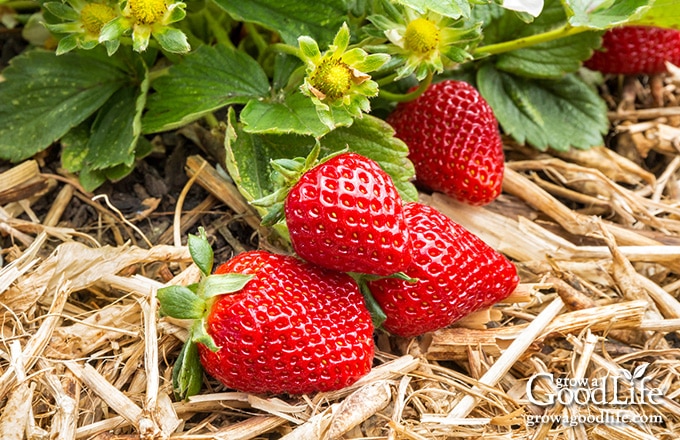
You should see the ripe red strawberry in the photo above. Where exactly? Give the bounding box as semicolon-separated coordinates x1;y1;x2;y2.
367;202;518;338
387;80;505;206
285;152;412;276
584;26;680;75
198;251;374;395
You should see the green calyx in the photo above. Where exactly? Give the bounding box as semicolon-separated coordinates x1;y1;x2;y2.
156;227;253;400
251;143;325;226
250;144;352;227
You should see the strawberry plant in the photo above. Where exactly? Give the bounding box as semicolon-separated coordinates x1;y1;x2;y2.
2;0;677;402
0;0;678;191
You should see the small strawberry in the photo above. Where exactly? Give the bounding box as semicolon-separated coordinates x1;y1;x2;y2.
157;229;374;397
285;152;412;276
367;202;518;338
387;80;505;206
584;26;680;75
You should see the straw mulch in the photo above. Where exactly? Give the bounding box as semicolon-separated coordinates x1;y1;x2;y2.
2;72;680;440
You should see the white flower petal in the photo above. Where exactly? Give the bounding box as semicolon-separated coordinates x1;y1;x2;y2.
502;0;544;17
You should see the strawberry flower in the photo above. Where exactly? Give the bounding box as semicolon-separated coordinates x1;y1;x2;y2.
298;23;389;129
44;0;121;55
98;0;189;54
368;6;481;80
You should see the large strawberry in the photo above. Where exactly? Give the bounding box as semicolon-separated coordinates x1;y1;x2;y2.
584;26;680;75
157;230;374;397
285;152;412;276
387;80;505;206
367;203;518;338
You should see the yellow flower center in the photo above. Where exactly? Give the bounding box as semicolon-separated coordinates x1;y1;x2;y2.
128;0;167;25
404;18;440;55
80;3;117;35
309;58;352;100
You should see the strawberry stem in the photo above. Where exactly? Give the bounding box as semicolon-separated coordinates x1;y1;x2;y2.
375;72;400;87
244;22;268;56
269;42;303;60
351;275;387;328
378;71;433;103
472;24;592;57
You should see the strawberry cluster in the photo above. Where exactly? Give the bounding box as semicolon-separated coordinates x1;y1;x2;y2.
158;80;519;399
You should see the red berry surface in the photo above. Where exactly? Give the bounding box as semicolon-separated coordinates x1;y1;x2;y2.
285;152;412;276
387;80;505;206
584;26;680;75
198;251;374;395
368;203;519;338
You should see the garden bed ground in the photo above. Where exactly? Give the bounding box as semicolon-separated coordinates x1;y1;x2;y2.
2;70;680;439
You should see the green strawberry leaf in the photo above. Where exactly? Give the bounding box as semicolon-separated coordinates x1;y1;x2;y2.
477;63;608;151
157;285;206;320
226;109;417;215
394;0;470;19
0;48;130;162
172;339;203;401
629;0;680;28
73;137;153;191
322;115;417;202
478;0;564;45
142;44;270;134
495;31;601;78
202;273;254;299
210;0;348;46
188;227;214;276
225;108;281;205
240;92;336;138
80;57;150;190
480;0;602;78
272;53;303;92
564;0;651;29
61;122;92;174
84;84;145;170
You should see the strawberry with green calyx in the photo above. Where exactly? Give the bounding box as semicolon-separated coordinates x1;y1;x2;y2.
157;227;254;399
199;251;375;395
250;143;325;228
158;228;375;397
387;80;505;206
584;26;680;75
284;151;412;276
253;146;413;277
366;202;519;338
